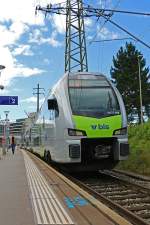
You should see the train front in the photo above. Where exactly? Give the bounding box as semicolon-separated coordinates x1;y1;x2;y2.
67;72;129;171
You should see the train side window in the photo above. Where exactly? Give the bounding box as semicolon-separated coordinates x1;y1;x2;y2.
47;98;59;118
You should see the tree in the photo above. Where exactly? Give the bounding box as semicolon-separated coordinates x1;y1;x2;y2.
110;42;150;123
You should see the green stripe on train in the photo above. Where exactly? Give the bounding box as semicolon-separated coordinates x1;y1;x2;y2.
73;115;122;137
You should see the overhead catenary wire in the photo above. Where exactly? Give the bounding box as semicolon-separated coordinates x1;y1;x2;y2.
36;3;150;49
101;15;150;49
83;7;150;17
88;0;122;71
87;0;121;45
88;0;122;45
88;14;113;46
36;4;150;17
36;1;150;65
96;8;150;17
92;37;136;43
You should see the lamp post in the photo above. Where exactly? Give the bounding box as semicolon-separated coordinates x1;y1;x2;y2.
137;55;143;124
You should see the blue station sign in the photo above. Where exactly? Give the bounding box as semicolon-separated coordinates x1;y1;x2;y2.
0;96;18;105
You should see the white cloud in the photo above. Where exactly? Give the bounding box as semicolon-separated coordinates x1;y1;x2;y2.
10;22;29;36
97;27;119;40
14;64;45;78
21;96;44;104
29;29;42;44
0;1;47;87
0;46;45;87
12;45;34;56
49;7;93;37
0;0;45;25
0;23;29;47
98;0;112;8
84;18;93;27
52;14;66;34
41;31;62;47
0;86;22;95
21;96;37;103
0;0;98;89
39;0;64;5
29;29;62;47
35;1;66;35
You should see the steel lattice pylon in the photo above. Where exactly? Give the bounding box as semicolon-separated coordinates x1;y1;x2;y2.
65;0;88;72
36;3;149;72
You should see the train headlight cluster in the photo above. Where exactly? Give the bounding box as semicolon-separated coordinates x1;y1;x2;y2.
68;128;86;136
69;144;80;158
113;127;127;135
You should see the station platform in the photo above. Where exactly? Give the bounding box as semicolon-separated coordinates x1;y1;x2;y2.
0;148;132;225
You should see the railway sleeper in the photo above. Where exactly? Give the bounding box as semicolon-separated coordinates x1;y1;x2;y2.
115;197;150;205
108;193;146;200
126;204;150;212
103;189;134;196
93;186;126;192
135;211;150;219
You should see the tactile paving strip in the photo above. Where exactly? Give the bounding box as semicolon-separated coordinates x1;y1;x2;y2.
22;151;74;225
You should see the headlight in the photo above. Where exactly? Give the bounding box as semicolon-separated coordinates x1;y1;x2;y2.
68;128;86;136
113;127;127;135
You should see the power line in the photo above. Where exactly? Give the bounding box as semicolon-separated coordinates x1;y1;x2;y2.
88;0;121;46
88;14;113;46
101;15;150;49
36;1;150;71
83;7;150;17
91;37;136;43
36;4;150;17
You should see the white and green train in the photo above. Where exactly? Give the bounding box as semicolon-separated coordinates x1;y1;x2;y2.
24;72;129;171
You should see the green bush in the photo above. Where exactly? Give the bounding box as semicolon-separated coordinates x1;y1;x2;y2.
116;120;150;175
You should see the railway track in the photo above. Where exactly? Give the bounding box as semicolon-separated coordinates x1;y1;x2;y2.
66;170;150;225
29;151;150;224
112;169;150;189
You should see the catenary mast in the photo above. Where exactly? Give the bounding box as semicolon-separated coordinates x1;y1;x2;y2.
36;2;150;72
36;0;88;72
65;0;88;72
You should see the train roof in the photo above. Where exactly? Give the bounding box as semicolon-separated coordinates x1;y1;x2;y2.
39;71;112;112
52;71;109;88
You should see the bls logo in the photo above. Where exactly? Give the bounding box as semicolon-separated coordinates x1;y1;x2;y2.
91;124;109;130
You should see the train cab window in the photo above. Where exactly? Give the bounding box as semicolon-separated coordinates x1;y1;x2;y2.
47;98;59;118
68;77;120;118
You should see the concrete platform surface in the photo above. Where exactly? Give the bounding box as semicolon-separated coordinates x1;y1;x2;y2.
0;148;132;225
0;148;35;225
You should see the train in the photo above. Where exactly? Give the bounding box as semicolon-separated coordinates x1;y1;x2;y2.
24;72;129;172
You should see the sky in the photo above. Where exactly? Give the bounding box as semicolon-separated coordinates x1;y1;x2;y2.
0;0;150;121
